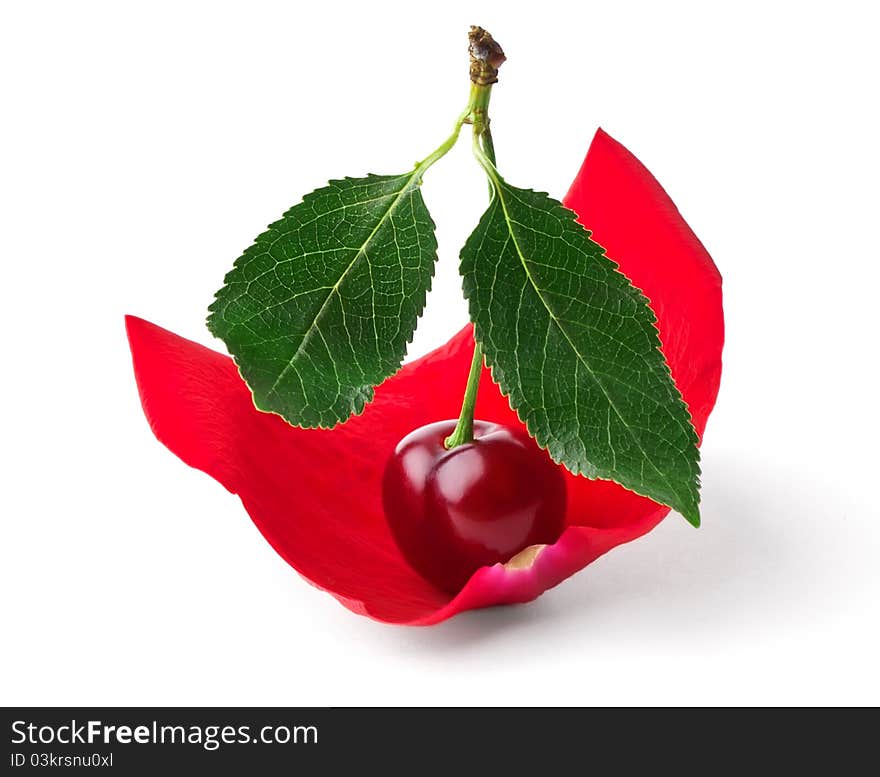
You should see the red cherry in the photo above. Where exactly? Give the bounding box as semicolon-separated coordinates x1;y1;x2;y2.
382;420;567;593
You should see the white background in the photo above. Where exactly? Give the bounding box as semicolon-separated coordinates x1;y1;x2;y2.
2;1;878;706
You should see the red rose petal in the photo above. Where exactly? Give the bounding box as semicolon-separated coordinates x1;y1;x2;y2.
126;128;723;625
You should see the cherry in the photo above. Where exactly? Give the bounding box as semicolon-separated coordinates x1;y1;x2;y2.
382;419;567;593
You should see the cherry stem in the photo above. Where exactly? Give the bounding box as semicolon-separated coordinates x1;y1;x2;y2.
445;28;504;450
444;340;485;449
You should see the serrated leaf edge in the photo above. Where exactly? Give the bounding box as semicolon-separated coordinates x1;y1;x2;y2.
207;172;438;430
461;182;702;526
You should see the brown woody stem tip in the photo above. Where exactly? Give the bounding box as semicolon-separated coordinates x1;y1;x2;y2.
468;26;506;85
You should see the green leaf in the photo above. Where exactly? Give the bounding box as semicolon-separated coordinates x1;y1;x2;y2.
208;173;438;428
460;179;701;526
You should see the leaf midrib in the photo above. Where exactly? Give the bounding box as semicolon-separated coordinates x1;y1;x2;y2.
489;183;688;509
266;173;420;397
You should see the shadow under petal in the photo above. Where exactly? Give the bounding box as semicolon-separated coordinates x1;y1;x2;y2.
358;448;833;652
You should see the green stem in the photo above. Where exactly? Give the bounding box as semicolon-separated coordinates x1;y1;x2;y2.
444;87;500;450
481;124;497;166
417;24;502;181
444;340;485;449
480;125;497;199
471;123;502;189
414;107;470;179
468;82;493;134
443;27;506;450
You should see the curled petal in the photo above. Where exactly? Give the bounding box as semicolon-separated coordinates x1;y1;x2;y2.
127;129;723;625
